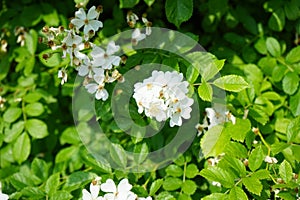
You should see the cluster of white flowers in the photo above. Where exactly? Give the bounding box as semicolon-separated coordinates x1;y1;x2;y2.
195;104;236;136
82;177;152;200
43;6;152;101
133;70;194;127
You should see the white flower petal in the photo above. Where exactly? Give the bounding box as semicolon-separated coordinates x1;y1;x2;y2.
82;189;92;200
86;83;98;94
78;65;89;76
117;179;132;194
71;18;85;29
100;179;116;193
106;41;120;55
75;8;87;20
90;183;100;199
87;6;98;19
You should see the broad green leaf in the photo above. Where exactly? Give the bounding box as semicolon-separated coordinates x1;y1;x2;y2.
279;160;293;183
228;118;251;142
60;127;81;145
3;107;22;123
63;171;94;192
186;164;199;179
39;49;69;67
178;194;192;200
23;92;42;103
4;121;24;143
144;0;155;6
55;146;78;163
45;173;60;195
182;180;197;195
213;75;249;92
282;71;299;95
119;0;139;8
200;125;231;158
165;164;183;177
198;79;213;102
200;167;235;188
25;119;48;139
156;191;175;200
20;5;42;26
268;8;285;32
257;57;276;76
41;3;60;26
266;37;281;57
272;64;286;82
284;1;299;20
248;106;269;125
10;172;35;190
242;176;263;195
254;37;267;55
271;142;290;155
224;141;248;159
24;56;35;76
290;88;300;117
229;186;248;200
275;118;290;134
133;142;148;164
286;46;300;63
218;155;246;177
110;143;127;168
25;102;44;117
165;0;193;28
287;116;300;143
149;179;163;196
163;177;182;191
21;187;45;198
0;55;10;81
202;193;228;200
49;191;73;200
13;133;31;164
31;158;49;181
25;29;38;55
252;169;270;180
248;145;265;172
186;64;199;84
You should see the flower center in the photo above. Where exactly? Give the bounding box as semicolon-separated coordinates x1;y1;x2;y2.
84;19;89;24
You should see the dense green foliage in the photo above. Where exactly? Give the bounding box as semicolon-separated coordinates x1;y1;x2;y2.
1;0;300;199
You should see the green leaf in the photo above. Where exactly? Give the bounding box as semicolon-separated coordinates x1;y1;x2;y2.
202;193;228;200
25;102;44;117
229;186;248;200
213;75;249;92
224;141;248;159
39;49;69;67
163;177;182;191
248;145;265;172
287;116;300;143
45;173;60;195
290;88;300;117
282;71;299;95
63;171;94;192
266;37;281;57
165;0;193;28
119;0;139;8
41;3;60;26
200;125;231;158
31;158;49;181
110;143;127;168
25;29;38;55
25;119;48;139
186;164;199;179
50;191;72;200
3;107;22;123
279;160;293;183
55;146;78;163
60;127;81;145
13;133;31;164
218;155;246;177
133;142;148;164
272;64;286;82
284;1;299;20
182;180;197;195
149;179;163;196
144;0;155;6
165;164;183;177
271;142;290;155
268;8;285;32
198;79;213;102
249;106;269;125
20;5;42;26
228;118;251;142
242;176;263;195
21;186;45;198
200;167;235;188
254;37;267;55
286;46;300;63
4;121;24;143
252;169;270;180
